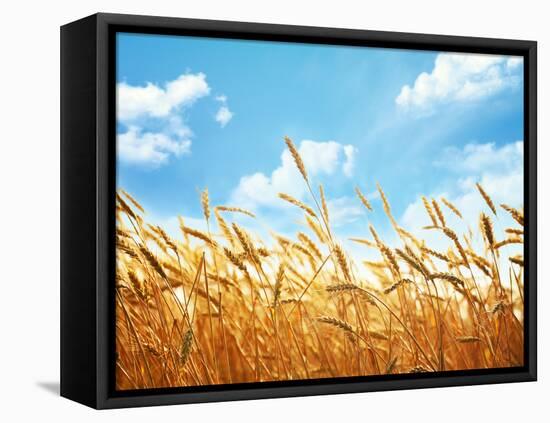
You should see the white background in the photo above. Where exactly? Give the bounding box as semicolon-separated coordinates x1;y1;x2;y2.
0;0;547;421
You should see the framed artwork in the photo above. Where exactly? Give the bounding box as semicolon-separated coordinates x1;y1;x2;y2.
60;13;537;409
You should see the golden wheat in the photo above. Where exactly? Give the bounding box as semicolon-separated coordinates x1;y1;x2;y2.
284;136;308;182
440;197;462;219
278;193;317;218
476;183;497;215
215;206;256;218
355;186;373;212
115;144;524;390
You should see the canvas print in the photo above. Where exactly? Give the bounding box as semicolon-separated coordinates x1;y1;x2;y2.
114;33;525;391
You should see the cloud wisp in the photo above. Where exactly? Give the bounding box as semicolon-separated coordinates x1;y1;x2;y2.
215;95;234;127
396;53;522;113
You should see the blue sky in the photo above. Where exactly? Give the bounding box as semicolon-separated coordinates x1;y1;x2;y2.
116;32;524;252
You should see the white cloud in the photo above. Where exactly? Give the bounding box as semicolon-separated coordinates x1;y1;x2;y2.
116;73;214;167
117;126;191;167
435;141;523;174
343;145;357;177
396;53;522;111
215;106;233;127
231;172;276;209
327;196;365;227
117;73;210;121
230;140;357;210
507;57;523;70
165;115;193;139
214;94;233;127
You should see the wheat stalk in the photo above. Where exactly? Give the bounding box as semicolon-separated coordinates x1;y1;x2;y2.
430;272;465;289
476;183;497;215
298;232;322;260
116;192;137;221
421;246;450;262
214;209;234;245
215;206;256;218
284;136;308;182
355;186;373;211
139;245;167;279
501;204;524;226
223;247;248;275
480;213;495;247
201;188;210;221
349;238;377;248
377;182;392;217
494;237;522;249
395;248;427;277
181;225;218;247
383;278;414;294
333;244;352;282
505;228;523;236
180;329;193;366
432;198;446;227
326;283;362;293
319;185;330;225
440;197;462;218
422;196;438;227
440;226;469;266
306;215;327;244
278;193;317;217
317;316;355;334
120;188;145;214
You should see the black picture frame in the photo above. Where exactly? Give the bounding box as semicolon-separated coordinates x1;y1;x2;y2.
60;12;537;409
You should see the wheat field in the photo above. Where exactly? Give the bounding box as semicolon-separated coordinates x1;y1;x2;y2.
115;136;524;390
